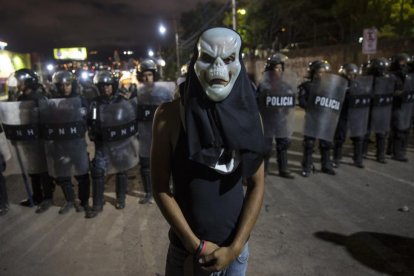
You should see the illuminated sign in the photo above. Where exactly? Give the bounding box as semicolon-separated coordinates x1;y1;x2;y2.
53;47;87;60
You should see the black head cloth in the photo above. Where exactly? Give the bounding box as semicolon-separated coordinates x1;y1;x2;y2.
180;27;265;177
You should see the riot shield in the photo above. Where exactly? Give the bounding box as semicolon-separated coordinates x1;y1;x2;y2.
370;76;395;134
258;70;298;138
137;82;175;158
99;100;139;174
136;82;175;121
0;101;48;175
38;97;89;178
394;73;414;130
347;76;373;137
0;127;12;162
303;73;347;142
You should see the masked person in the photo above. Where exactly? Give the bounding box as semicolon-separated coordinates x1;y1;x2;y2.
363;58;394;163
0;69;55;213
257;53;296;178
388;53;413;162
85;70;138;218
333;64;372;168
152;27;265;275
136;59;174;204
298;61;347;177
39;70;91;214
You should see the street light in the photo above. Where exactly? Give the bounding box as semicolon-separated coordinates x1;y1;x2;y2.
159;24;167;36
148;49;154;57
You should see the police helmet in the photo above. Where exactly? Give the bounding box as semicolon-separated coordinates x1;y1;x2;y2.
338;63;359;77
14;68;39;89
389;53;411;72
52;70;74;85
93;70;115;85
139;59;157;73
137;59;159;81
265;53;288;72
307;60;330;79
366;58;389;76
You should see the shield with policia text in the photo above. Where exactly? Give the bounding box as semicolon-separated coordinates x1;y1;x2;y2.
258;70;298;138
38;97;89;178
99;100;139;174
347;75;373;137
303;73;347;142
0;101;48;175
370;76;395;134
137;82;175;158
394;73;414;130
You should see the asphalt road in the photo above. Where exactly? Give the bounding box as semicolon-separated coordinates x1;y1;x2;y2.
0;108;413;276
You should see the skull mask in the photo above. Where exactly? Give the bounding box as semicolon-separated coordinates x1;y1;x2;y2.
194;28;242;102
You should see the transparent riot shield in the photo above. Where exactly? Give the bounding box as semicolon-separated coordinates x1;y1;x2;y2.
38;97;89;178
303;73;347;142
370;76;395;134
0;127;12;162
0;101;47;175
347;76;373;137
99;100;139;174
137;82;175;158
258;70;298;138
394;73;414;130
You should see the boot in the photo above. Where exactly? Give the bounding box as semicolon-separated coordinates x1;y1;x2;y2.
21;174;43;207
391;132;408;162
320;148;336;175
115;172;128;209
139;170;154;204
58;180;75;214
353;139;364;168
376;135;387;164
332;143;342;168
277;150;294;179
76;174;91;209
301;147;313;177
362;138;369;159
85;175;105;219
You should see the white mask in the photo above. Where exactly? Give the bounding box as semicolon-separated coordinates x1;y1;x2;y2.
194;28;242;102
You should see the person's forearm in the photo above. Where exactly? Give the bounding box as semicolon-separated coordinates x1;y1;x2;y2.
153;188;200;253
230;163;265;254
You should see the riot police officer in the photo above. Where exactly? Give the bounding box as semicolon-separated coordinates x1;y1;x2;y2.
333;63;371;168
388;53;413;162
136;59;174;204
86;70;138;218
257;53;295;178
298;60;340;176
363;58;394;163
48;70;91;214
11;69;55;213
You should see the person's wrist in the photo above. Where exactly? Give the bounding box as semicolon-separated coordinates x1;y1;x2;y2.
194;239;206;258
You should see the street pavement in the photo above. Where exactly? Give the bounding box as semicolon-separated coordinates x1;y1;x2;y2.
0;108;413;276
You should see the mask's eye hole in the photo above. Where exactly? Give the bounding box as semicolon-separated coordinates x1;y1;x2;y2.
223;53;236;64
200;53;216;63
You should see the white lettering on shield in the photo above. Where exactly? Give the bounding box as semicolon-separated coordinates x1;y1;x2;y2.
314;96;340;110
266;96;293;107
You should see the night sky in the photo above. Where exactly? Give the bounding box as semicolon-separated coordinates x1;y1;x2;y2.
0;0;213;57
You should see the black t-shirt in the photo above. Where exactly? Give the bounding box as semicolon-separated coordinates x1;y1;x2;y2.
169;127;244;249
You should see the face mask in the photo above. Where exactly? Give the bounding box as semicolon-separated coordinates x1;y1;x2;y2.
194;28;242;102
